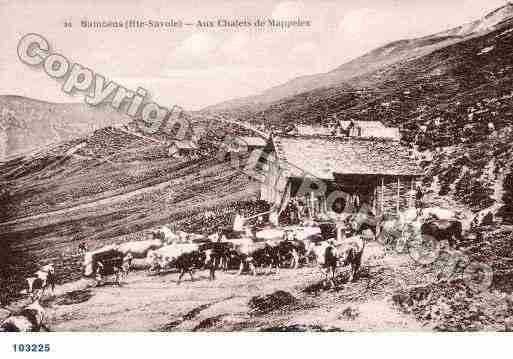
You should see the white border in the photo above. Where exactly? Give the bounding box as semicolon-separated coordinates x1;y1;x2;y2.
0;332;510;359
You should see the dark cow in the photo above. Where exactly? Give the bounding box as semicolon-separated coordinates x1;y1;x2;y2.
421;219;464;248
229;240;276;276
84;248;124;285
173;250;206;284
253;243;281;273
319;222;337;240
275;239;305;268
199;242;235;280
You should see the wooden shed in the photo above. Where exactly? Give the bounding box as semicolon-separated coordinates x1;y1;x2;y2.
259;134;423;218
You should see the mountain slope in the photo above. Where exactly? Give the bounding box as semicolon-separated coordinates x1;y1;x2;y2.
0;96;130;160
204;3;513;113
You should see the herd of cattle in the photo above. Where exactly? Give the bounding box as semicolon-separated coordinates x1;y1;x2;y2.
83;224;365;285
0;204;495;331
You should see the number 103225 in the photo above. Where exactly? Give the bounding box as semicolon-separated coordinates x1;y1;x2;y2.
13;344;50;352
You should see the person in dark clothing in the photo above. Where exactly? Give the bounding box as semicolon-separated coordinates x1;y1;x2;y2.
415;186;423;208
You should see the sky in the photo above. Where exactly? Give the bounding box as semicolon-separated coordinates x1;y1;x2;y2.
0;0;508;110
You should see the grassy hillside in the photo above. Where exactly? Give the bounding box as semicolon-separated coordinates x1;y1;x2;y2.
0;126;260;303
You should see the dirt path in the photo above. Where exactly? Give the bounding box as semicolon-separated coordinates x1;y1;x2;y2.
28;243;428;331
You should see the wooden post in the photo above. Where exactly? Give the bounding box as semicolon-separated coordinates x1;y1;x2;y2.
310;191;315;219
380;177;384;214
410;178;414;208
396;177;401;214
372;184;376;214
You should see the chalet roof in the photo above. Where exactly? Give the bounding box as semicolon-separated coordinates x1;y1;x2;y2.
337;120;386;129
296;125;331;136
271;134;422;180
295;122;401;140
239;136;267;147
173;140;198;150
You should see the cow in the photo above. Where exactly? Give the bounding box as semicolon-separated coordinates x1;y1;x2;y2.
421;219;464;248
152;225;180;245
146;243;200;273
117;239;163;258
294;226;322;240
419;207;462;221
276;239;303;269
0;299;48;332
228;239;269;276
376;212;421;245
350;211;380;238
255;228;284;241
173;250;206;284
188;233;208;243
83;248;124;285
296;233;327;265
312;236;365;287
319;222;337;241
399;208;422;224
471;209;494;229
253;241;282;275
24;264;55;299
199;242;234;280
120;252;133;281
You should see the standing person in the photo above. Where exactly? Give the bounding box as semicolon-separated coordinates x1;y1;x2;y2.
78;243;87;256
232;212;245;237
269;207;279;227
415;185;424;209
297;200;305;222
121;252;133;280
287;201;299;225
256;215;264;228
353;192;361;211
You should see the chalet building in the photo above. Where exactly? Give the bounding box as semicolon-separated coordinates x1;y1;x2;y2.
168;140;198;157
239;136;267;152
296;122;401;141
259;134;423;218
220;135;267;154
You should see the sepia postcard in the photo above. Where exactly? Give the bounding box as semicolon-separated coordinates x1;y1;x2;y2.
0;0;513;342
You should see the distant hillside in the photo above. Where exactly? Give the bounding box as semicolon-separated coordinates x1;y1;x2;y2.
204;3;513;113
0;96;130;159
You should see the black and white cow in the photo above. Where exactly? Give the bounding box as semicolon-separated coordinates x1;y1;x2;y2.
0;299;48;332
25;264;55;299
